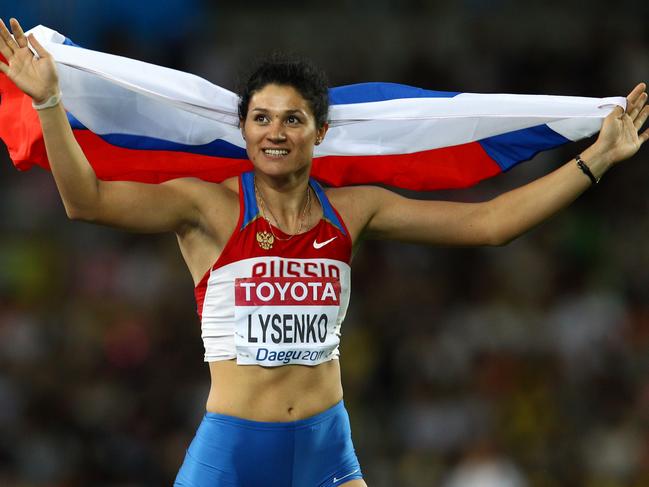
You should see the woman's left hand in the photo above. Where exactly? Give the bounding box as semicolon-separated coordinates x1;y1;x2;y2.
592;82;649;168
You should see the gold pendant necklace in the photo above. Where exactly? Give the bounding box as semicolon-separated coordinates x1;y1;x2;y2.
254;177;311;250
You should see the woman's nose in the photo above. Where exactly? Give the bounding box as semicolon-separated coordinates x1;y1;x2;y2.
266;120;287;142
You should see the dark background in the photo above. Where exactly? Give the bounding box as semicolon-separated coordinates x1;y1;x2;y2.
1;1;648;486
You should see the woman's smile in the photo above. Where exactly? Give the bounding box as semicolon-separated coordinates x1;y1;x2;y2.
262;148;291;159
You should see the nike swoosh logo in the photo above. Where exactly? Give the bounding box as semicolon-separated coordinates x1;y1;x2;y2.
313;236;337;249
333;468;360;483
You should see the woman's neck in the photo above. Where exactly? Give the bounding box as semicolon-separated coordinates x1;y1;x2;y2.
254;171;313;233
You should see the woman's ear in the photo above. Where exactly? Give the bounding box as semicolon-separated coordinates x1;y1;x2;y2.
315;122;329;145
240;119;246;141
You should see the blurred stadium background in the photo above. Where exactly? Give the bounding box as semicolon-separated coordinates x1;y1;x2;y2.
1;1;648;485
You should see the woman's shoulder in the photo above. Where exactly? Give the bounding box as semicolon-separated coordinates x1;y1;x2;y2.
164;175;240;197
161;176;241;223
324;184;392;207
323;185;389;243
323;184;374;196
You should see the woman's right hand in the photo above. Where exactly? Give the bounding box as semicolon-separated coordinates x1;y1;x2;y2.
0;18;59;104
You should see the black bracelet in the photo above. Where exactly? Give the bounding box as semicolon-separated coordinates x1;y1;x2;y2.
575;155;600;185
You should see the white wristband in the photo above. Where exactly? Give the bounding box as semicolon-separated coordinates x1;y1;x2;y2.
32;92;62;111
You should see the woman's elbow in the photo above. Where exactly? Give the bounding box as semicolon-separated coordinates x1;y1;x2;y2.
64;203;97;222
477;204;520;247
483;224;520;247
490;233;517;247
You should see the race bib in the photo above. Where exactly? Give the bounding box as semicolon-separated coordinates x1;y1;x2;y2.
234;276;341;366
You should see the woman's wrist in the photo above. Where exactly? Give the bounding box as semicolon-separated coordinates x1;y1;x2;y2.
31;85;61;106
32;90;62;111
579;145;614;181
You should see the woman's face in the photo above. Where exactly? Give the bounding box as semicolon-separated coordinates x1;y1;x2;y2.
241;83;327;179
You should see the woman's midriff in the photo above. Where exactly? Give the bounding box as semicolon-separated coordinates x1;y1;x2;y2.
206;359;344;421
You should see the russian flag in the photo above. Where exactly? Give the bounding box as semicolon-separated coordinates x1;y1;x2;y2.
0;26;625;191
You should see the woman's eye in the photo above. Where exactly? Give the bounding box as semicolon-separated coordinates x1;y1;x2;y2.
254;114;269;123
286;115;301;125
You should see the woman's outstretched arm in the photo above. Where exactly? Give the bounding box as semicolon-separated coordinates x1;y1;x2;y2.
353;84;648;246
0;18;232;234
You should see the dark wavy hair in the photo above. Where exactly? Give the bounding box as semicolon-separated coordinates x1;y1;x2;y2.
238;55;329;129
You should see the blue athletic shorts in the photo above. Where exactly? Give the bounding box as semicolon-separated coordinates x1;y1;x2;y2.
174;400;363;487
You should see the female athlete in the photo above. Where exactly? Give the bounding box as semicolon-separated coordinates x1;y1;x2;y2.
1;17;648;487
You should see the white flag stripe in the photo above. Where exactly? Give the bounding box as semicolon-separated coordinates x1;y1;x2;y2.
27;25;625;158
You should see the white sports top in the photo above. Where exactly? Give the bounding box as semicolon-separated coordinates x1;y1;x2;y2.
194;172;353;367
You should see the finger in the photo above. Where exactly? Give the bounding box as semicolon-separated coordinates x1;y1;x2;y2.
28;34;50;59
626;88;646;116
0;37;12;60
639;126;649;145
9;18;27;49
0;27;14;60
634;106;649;131
628;92;647;119
611;105;625;120
626;82;646;106
0;19;17;53
0;60;8;75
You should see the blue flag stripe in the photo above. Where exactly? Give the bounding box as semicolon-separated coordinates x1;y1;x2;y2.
67;113;248;158
329;82;459;104
479;124;571;171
